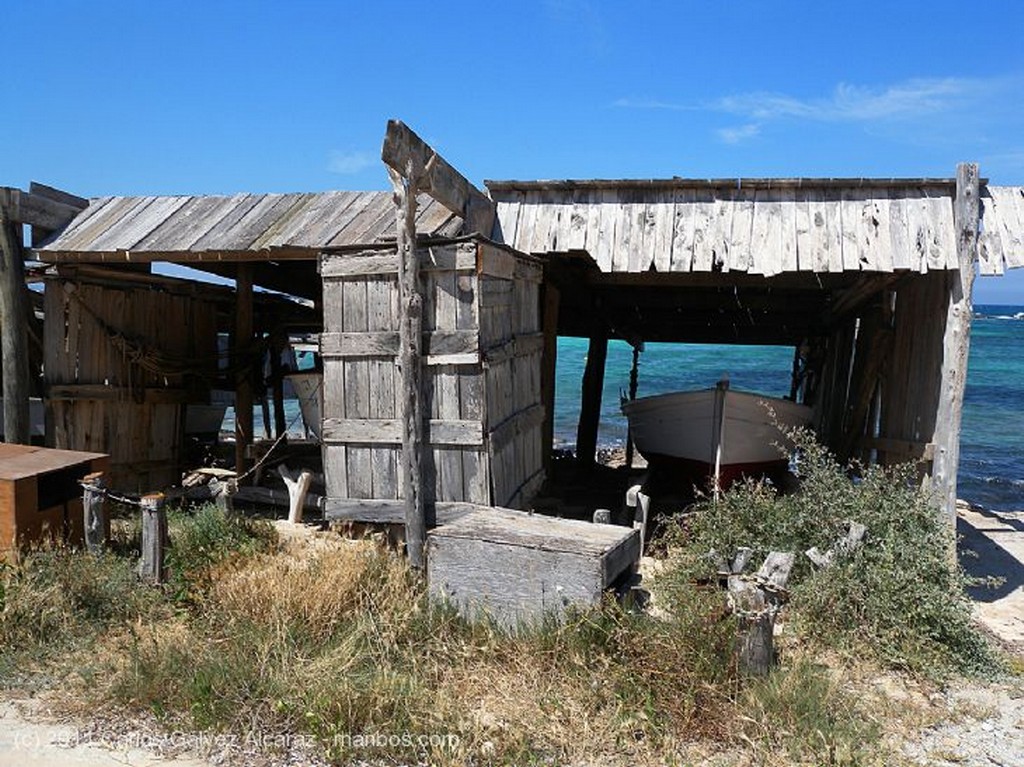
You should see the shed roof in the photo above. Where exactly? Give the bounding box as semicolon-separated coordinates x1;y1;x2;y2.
487;179;1024;276
35;190;462;262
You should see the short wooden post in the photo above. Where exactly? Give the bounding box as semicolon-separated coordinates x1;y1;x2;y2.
278;464;313;524
575;329;608;468
81;472;107;554
139;493;168;584
213;478;237;516
0;207;31;445
592;508;612;525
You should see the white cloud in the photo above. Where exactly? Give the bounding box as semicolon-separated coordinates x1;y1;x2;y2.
714;78;983;122
327;150;373;175
717;123;760;144
615;76;1017;125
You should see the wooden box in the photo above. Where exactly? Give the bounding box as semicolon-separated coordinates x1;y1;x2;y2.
0;444;110;560
321;239;545;519
427;506;640;627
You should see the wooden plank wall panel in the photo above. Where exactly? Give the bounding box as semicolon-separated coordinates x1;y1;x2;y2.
45;280;215;491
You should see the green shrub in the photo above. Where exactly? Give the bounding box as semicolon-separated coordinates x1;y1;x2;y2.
663;428;996;678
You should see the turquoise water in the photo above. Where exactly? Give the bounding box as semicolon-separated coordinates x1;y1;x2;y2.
555;305;1024;512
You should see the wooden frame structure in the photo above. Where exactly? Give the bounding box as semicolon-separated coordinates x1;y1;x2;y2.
3;123;1020;533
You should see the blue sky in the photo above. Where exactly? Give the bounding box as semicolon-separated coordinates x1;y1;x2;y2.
5;0;1024;302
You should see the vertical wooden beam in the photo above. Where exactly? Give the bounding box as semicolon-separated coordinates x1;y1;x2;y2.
269;328;287;438
540;280;560;475
389;162;427;568
0;209;30;444
575;329;608;468
234;264;254;480
932;163;979;526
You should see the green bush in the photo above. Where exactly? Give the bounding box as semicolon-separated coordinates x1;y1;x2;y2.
662;429;995;678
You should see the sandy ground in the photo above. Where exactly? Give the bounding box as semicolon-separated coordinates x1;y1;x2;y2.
1;514;1023;767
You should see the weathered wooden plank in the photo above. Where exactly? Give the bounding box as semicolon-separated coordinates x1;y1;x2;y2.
565;187;590;252
888;190;913;271
493;193;523;245
381;120;495;236
989;186;1024;269
478;243;516;280
977;188;1006;275
87;195;191;252
56;196;157;252
2;188;84;232
823;189;845;273
665;187;693;273
321;252;399;278
776;187;798;274
134;194;244;251
320;331;400;357
707;191;734;272
34;195;116;248
268;190;363;247
688;187;716;272
727;188;756;273
747;188;776;275
490;403;546;454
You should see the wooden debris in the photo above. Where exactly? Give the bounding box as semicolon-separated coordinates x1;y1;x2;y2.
805;520;867;569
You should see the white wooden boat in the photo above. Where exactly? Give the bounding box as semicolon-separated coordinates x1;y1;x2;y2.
285;371;323;439
621;380;812;492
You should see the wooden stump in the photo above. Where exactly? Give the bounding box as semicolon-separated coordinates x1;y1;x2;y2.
81;472;107;554
139;493;167;584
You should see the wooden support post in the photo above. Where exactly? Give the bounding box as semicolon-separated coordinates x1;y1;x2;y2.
624;343;641;469
540;280;560;474
932;163;979;528
0;208;31;444
278;464;313;524
575;329;608;468
269;329;287;439
81;472;107;554
389;161;427;568
139;493;168;584
234;264;254;481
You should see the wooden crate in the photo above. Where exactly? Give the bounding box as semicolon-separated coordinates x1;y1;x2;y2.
0;443;110;560
427;505;640;627
321;239;545;519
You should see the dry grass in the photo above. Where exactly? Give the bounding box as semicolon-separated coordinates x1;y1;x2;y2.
0;505;919;766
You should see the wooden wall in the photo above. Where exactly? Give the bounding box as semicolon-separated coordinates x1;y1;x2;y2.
813;272;950;472
43;276;218;491
320;240;544;514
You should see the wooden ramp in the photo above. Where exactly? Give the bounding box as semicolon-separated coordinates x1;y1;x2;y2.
425;505;639;628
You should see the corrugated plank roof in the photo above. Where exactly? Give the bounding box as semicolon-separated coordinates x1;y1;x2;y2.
486;179;1006;276
35;191;462;261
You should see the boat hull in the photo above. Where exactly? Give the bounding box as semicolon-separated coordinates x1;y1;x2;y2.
621;387;812;491
286;372;323;439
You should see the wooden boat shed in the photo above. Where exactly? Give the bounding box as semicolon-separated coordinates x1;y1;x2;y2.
3;121;1024;537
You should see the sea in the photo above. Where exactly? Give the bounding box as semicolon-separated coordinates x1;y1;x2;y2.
553;304;1024;512
226;306;1024;512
